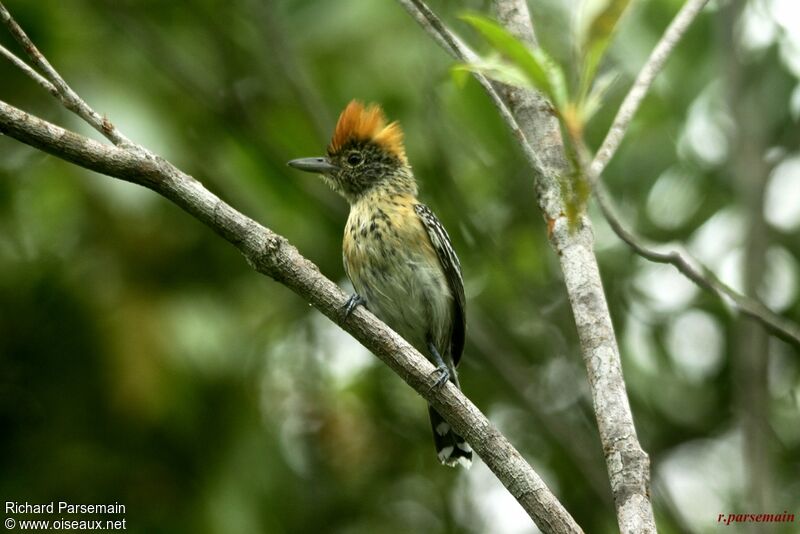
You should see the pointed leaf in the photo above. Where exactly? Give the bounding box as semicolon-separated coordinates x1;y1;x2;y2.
450;65;471;88
581;70;617;123
579;0;631;98
585;0;631;49
461;14;565;108
531;47;569;111
453;55;533;89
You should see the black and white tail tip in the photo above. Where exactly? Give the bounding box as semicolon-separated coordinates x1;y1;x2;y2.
429;407;472;468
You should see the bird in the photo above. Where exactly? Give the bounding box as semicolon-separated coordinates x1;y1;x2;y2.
288;100;472;468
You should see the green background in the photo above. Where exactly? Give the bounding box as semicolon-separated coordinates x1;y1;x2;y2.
1;0;798;532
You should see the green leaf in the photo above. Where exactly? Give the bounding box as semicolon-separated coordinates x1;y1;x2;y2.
461;13;568;110
450;65;471;88
579;0;631;100
585;0;631;48
453;55;532;89
581;70;617;123
559;138;589;231
531;47;569;111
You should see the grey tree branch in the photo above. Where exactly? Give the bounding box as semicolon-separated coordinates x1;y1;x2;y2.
396;0;549;178
0;42;58;97
400;0;800;350
588;0;710;180
0;6;583;530
491;3;656;532
400;0;474;61
0;99;581;534
595;186;800;346
397;0;657;532
0;2;130;146
584;0;800;348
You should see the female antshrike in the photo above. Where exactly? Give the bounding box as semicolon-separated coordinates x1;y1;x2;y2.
288;100;472;468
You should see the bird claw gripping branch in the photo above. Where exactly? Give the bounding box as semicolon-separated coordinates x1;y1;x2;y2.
340;293;366;322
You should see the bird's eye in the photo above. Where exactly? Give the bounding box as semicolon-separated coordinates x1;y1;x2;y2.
347;153;363;166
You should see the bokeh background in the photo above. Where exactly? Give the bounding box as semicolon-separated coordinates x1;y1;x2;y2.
1;0;798;532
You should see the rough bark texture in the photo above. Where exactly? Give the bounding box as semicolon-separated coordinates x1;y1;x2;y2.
492;2;657;532
396;0;658;529
0;98;583;534
0;3;130;145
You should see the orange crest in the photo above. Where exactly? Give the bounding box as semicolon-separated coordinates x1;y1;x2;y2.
328;100;406;163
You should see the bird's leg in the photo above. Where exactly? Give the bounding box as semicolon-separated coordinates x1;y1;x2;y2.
340;293;366;321
427;338;450;390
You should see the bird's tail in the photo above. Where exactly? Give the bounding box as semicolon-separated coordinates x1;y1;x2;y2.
428;406;472;468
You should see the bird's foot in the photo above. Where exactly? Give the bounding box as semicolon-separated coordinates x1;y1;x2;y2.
430;364;450;391
340;293;366;322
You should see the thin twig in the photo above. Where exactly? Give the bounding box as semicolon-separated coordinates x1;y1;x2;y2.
492;1;657;531
0;98;584;534
401;0;474;60
585;0;800;348
595;185;800;346
0;4;582;532
398;0;800;353
0;42;58;97
396;0;549;179
0;1;131;146
589;0;710;179
397;1;657;532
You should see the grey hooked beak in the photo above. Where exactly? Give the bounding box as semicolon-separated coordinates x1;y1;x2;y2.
287;156;338;174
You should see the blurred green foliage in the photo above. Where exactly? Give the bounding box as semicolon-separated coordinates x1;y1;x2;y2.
1;1;799;533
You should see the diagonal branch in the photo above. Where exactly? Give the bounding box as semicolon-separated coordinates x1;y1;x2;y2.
400;0;473;61
0;42;58;97
595;185;800;346
0;5;582;531
588;0;710;180
0;2;131;146
0;98;582;534
397;0;657;532
396;0;549;179
583;0;800;348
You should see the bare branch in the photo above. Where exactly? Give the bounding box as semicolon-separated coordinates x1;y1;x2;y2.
468;311;615;508
397;0;657;531
397;0;466;59
0;97;582;533
395;0;549;179
0;1;131;146
402;0;800;352
583;0;800;348
0;3;589;529
589;0;710;180
595;185;800;346
0;42;58;97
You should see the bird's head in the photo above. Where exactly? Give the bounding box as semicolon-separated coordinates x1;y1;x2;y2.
288;100;415;202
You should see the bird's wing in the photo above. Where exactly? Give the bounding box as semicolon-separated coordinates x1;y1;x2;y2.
414;203;466;366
